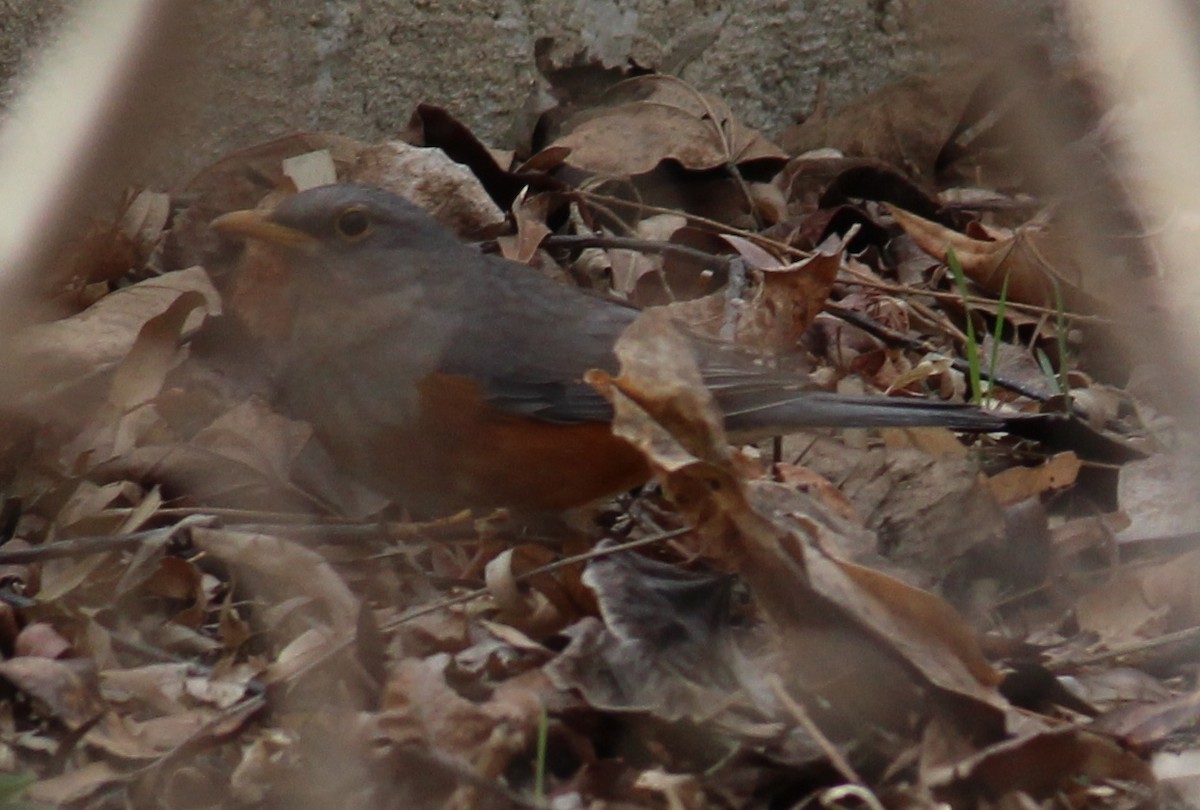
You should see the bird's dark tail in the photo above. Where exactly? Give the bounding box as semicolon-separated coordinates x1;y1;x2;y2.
722;391;1033;440
719;391;1143;464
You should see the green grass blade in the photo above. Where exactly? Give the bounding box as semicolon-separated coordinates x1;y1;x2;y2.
946;246;983;404
534;704;549;802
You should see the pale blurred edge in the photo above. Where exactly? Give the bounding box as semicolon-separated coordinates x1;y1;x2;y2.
0;0;189;326
1067;2;1200;417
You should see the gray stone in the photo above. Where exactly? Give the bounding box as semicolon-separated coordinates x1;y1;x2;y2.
0;0;1065;185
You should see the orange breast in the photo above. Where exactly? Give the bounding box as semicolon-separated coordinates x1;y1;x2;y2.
321;373;650;514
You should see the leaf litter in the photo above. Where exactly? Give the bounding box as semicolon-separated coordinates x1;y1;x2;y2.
0;51;1186;809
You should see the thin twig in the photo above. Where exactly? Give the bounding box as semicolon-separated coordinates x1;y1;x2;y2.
132;695;266;783
1050;625;1200;670
657;75;761;224
283;525;693;690
825;303;1055;403
766;674;868;789
0;515;213;564
380;526;691;631
574;190;1114;324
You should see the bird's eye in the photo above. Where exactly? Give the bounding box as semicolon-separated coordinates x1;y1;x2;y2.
335;207;372;239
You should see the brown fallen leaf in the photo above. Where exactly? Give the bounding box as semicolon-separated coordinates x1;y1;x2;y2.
53;187;171;310
378;655;540;770
886;203;1104;311
1116;449;1200;545
484;543;585;639
28;761;122;807
1076;548;1200;646
546;75;787;177
191;527;360;637
627;224;773;306
166;131;368;271
787;433;1007;590
404;102;567;210
1093;687;1200;750
495;188;554;264
986;451;1081;506
0;656;104;729
591;309;1014;757
925;725;1155;806
94;399;332;514
545;547;758;729
778;71;985;180
2;267;221;422
15;622;73;660
666;236;842;355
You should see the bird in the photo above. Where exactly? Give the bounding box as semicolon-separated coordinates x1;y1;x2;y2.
210;184;1032;515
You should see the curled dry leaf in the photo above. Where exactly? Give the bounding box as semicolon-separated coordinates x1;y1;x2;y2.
2;267;220;418
378;655;538;769
620;222;726;305
886;203;1103;311
1076;547;1200;646
53;480;144;536
546;75;786;177
612;248;664;301
545;546;764;737
986;451;1081;507
593;309;1012;750
926;725;1155;806
484;545;568;639
587;309;729;469
635;769;707;810
495;188;553;263
783;433;1007;587
0;656;104;729
665;237;842;355
141;556;206;628
106;289;210;413
404;102;567;209
28;762;122;807
191;528;359;636
778;71;985;180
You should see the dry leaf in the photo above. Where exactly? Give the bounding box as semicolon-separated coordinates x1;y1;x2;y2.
28;762;122;806
887;204;1103;311
495;188;553;263
666;238;842;355
549;75;786;177
281;149;338;191
3;267;220;417
986;452;1081;506
778;71;984;180
594;309;1013;750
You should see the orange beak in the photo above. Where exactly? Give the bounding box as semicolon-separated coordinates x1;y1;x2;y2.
210;209;316;247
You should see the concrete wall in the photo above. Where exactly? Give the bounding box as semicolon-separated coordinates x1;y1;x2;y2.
0;0;1065;185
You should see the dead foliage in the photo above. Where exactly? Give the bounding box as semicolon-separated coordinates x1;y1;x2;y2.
0;48;1187;810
